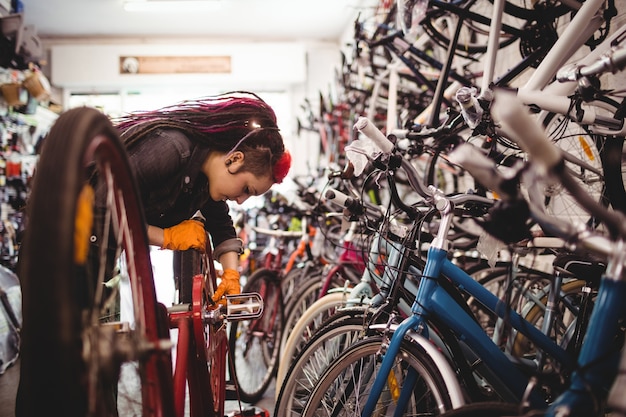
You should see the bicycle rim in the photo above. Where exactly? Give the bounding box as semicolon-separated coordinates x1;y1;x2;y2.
275;309;371;417
17;107;173;416
277;291;350;390
537;106;625;228
301;336;455;416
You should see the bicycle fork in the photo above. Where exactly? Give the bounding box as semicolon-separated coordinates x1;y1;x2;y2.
362;192;455;417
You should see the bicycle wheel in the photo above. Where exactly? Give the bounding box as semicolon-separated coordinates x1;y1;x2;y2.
277;291;349;389
279;263;360;367
280;260;324;314
421;0;522;55
527;103;626;227
17;107;174;416
301;335;457;416
175;248;227;417
275;307;372;417
229;267;283;404
466;265;552;343
511;279;588;357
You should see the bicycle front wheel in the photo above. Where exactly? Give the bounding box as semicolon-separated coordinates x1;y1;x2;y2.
17;107;173;416
301;336;456;416
275;307;372;417
229;267;284;404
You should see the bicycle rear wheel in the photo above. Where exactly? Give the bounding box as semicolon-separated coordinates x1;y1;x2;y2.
16;107;173;416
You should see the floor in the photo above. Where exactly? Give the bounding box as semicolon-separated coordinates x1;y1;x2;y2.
0;358;276;417
0;357;19;417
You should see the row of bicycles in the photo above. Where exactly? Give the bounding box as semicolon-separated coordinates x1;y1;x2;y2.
266;0;626;416
12;0;626;416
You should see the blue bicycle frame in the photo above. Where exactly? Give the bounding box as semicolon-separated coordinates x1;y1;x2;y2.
361;192;596;416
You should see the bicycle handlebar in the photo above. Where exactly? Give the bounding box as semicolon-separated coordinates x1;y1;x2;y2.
556;47;626;82
491;90;563;172
250;226;304;239
353;117;394;153
352;116;494;209
447;144;519;201
324;187;384;219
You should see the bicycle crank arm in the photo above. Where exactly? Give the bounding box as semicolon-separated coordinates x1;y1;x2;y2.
225;292;264;320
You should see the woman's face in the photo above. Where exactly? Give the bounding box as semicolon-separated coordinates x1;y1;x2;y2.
204;151;274;204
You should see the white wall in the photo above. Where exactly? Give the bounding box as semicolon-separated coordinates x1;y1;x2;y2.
50;41;307;91
42;38;345;176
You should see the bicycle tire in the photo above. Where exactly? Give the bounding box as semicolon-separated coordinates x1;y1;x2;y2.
184;246;227;417
276;291;349;390
280;261;324;313
16;107;174;416
275;308;372;417
281;262;324;318
229;267;283;404
174;249;203;304
421;0;521;55
279;263;359;366
301;335;457;416
524;100;626;227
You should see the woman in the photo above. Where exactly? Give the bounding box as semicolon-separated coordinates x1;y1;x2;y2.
114;91;291;304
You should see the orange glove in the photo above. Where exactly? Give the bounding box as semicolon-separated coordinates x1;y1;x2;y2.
212;269;241;305
161;219;207;251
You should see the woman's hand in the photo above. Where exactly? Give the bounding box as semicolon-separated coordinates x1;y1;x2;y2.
212;268;241;306
161;219;207;251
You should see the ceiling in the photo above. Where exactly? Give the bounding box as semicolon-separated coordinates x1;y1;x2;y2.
21;0;378;42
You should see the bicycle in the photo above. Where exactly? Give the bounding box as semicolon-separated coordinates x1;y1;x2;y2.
298;115;613;416
350;0;626;225
436;88;626;416
15;106;268;417
227;224;303;405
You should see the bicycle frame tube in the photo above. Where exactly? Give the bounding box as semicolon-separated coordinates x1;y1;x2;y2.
521;0;606;92
546;277;626;416
481;0;606;93
362;245;576;416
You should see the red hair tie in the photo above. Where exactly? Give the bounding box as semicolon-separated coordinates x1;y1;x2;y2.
273;150;291;183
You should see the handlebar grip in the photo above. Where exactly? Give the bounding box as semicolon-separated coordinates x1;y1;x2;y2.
354;117;394;153
448;144;514;199
557;48;626;81
324;188;383;218
325;188;350;207
492;90;562;171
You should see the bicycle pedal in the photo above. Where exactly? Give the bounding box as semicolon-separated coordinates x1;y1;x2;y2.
225;292;263;321
226;406;269;417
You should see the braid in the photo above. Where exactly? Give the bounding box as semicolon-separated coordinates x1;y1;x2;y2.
114;91;289;181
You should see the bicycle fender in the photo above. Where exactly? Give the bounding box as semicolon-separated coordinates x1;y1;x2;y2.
369;323;466;409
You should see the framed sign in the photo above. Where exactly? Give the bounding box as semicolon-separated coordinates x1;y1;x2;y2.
120;55;232;74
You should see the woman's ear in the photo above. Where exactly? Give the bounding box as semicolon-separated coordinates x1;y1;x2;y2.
225;151;245;173
229;151;245;165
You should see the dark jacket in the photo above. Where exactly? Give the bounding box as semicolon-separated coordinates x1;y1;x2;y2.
126;128;241;258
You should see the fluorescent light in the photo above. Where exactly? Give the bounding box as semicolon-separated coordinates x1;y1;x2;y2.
124;0;222;13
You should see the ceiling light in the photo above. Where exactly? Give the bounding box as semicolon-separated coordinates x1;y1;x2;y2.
123;0;222;13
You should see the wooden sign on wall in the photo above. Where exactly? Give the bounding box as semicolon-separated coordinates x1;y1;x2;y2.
120;55;232;74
